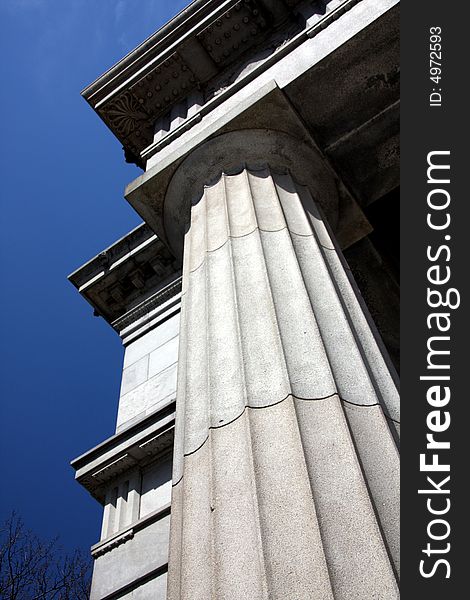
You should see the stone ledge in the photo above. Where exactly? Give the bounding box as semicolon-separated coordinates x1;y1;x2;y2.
71;403;175;503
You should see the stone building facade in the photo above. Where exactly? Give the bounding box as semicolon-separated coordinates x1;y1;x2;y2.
70;1;400;598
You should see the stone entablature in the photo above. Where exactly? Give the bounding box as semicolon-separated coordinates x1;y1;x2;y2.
115;277;181;342
68;223;180;329
70;227;181;599
82;0;306;164
72;403;175;503
81;0;358;167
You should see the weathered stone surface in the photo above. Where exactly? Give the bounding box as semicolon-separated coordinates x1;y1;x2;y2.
120;355;149;397
116;368;177;433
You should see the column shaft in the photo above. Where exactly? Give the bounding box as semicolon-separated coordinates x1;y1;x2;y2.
168;167;400;600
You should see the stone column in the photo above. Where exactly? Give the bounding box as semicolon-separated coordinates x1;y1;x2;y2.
167;166;400;600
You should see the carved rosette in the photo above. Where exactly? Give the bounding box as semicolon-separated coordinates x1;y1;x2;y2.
99;91;154;156
103;91;149;136
99;51;198;159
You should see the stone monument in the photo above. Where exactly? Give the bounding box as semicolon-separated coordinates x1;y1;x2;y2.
70;1;400;598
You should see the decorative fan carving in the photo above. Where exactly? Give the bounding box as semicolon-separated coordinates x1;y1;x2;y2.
101;91;149;137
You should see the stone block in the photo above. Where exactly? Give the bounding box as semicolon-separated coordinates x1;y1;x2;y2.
120;355;149;397
148;336;179;379
90;514;170;600
123;313;180;369
117;363;178;430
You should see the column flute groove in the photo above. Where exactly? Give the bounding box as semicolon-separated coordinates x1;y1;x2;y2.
223;173;271;600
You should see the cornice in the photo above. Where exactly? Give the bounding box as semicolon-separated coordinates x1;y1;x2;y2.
112;276;182;335
68;223;153;286
70;0;399;329
122;0;401;256
139;0;363;164
68;223;180;328
72;403;176;503
81;0;305;165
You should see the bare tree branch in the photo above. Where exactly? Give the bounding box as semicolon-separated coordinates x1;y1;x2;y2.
0;513;91;600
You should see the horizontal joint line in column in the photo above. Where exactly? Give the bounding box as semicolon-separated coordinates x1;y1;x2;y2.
172;393;392;486
188;226;316;274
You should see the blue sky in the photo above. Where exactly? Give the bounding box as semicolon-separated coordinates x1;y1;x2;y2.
0;0;188;554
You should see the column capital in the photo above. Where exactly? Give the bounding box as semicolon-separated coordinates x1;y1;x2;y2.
164;128;345;257
127;113;372;260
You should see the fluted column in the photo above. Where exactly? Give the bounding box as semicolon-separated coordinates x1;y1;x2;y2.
167;166;400;600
